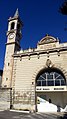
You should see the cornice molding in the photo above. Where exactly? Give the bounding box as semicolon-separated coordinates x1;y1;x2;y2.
13;46;67;57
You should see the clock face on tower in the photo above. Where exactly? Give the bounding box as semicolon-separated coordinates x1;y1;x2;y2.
9;33;15;39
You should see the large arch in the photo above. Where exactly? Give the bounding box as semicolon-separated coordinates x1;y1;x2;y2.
32;64;67;112
36;67;66;87
32;64;67;85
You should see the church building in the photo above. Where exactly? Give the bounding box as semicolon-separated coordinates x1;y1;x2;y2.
1;9;67;112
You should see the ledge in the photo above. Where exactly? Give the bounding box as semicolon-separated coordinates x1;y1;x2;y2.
13;46;67;57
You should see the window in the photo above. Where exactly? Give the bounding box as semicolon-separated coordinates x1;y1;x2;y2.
36;68;66;86
8;63;10;66
6;78;8;81
10;22;15;30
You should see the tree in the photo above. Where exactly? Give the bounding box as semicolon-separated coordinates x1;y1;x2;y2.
59;0;67;30
59;0;67;15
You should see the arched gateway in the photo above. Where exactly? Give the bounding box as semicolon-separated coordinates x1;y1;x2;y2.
35;67;67;112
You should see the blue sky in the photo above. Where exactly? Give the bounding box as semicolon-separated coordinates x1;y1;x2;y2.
0;0;67;69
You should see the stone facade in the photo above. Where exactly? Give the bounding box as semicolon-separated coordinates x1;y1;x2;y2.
11;36;67;111
1;10;67;112
0;88;11;110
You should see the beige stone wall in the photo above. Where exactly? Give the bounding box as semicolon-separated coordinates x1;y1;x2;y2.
12;49;67;111
2;44;15;87
37;91;67;107
0;88;11;110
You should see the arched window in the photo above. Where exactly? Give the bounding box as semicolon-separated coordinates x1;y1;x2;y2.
36;68;66;86
10;22;15;30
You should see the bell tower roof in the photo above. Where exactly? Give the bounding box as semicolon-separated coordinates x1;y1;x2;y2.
8;8;20;21
14;8;19;17
8;9;23;26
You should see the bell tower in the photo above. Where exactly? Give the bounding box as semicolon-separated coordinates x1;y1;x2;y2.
2;9;23;87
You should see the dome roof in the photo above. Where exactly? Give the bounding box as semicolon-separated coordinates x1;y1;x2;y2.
38;34;59;45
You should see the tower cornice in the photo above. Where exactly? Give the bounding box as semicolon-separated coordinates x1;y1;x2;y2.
5;41;21;48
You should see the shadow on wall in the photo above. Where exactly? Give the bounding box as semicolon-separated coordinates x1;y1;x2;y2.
0;70;3;87
37;96;67;112
57;113;67;119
